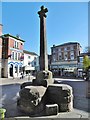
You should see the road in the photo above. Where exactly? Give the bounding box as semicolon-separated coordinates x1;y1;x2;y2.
0;77;90;119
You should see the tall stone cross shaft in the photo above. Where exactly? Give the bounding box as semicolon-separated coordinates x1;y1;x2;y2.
38;6;48;71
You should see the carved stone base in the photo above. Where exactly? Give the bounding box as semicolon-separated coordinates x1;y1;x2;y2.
36;70;54;85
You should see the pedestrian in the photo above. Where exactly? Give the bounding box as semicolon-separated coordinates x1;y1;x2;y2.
22;73;23;79
20;72;23;79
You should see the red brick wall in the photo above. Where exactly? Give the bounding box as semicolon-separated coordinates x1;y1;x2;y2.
9;38;14;48
8;37;24;50
19;42;23;50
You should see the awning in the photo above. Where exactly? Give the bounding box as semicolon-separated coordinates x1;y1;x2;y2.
64;69;74;72
25;66;35;71
63;68;75;72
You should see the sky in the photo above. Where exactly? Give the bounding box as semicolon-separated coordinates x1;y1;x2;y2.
2;2;88;55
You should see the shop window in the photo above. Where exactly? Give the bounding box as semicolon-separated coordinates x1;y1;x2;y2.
28;56;31;59
80;57;83;62
28;62;31;65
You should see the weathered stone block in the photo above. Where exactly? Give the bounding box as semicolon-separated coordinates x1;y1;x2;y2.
46;84;73;112
17;98;37;113
20;82;32;89
17;86;47;114
36;70;53;84
46;104;58;116
33;79;47;87
19;86;40;101
60;101;73;112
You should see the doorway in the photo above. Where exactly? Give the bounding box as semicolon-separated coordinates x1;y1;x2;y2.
10;64;13;77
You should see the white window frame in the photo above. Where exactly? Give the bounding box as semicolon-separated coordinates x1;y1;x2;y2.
64;52;67;60
70;51;74;60
12;51;14;60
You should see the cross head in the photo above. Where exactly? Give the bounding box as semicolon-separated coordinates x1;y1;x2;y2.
38;6;48;18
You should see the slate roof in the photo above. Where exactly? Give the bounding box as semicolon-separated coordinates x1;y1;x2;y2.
23;50;38;56
1;34;25;42
51;42;81;48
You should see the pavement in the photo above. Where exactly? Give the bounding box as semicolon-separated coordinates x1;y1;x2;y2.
0;77;90;119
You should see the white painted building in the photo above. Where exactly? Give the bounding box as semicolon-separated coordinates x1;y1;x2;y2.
23;50;39;75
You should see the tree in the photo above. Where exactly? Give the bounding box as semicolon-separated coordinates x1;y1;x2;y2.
83;55;90;80
83;55;90;69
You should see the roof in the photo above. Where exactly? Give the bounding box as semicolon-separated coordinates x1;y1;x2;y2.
23;50;38;56
51;42;81;48
1;34;25;42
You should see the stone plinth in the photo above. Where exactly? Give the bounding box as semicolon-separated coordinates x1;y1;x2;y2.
17;83;73;115
46;84;73;112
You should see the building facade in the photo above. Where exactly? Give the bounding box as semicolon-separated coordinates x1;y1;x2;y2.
51;42;82;77
1;34;25;78
0;24;2;77
23;50;39;75
0;24;40;78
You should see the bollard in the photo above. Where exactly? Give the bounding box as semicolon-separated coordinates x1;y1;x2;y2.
0;108;6;119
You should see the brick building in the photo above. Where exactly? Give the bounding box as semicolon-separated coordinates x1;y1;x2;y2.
51;42;82;77
1;33;25;78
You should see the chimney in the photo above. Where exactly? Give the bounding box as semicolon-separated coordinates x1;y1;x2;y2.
0;24;3;36
53;44;55;47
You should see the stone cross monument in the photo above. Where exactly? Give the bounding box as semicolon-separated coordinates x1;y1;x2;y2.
36;6;53;84
38;6;48;71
